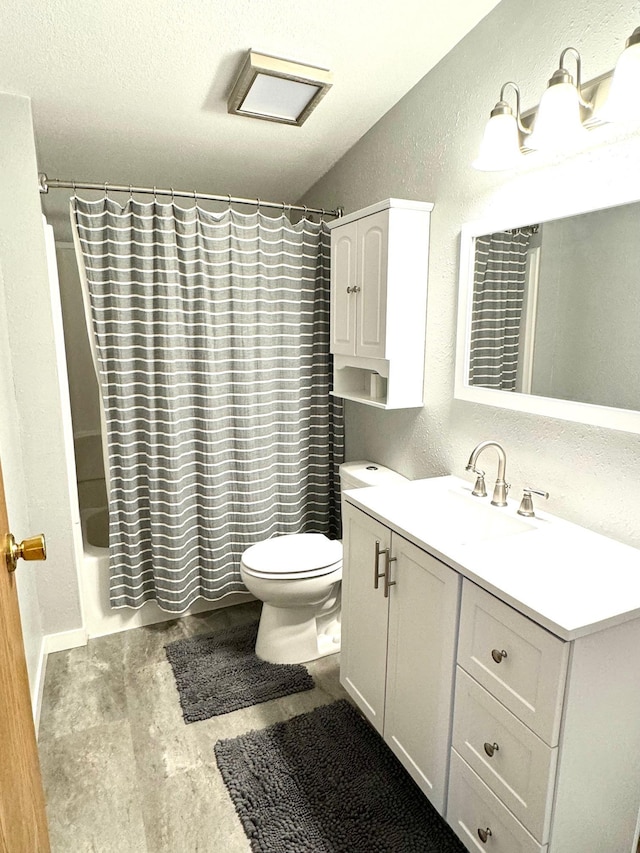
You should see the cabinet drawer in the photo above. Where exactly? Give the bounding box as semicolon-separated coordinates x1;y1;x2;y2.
458;582;568;745
452;668;556;842
447;750;547;853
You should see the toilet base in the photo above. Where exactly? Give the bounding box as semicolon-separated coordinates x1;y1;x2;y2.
255;602;341;665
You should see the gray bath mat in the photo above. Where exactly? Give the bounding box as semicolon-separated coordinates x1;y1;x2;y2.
164;621;314;722
214;699;467;853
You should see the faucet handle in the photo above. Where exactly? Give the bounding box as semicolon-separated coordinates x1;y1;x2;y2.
517;487;549;517
466;466;487;498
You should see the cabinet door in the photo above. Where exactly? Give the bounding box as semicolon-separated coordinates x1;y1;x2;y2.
330;220;358;355
357;210;389;359
340;503;390;733
383;533;461;814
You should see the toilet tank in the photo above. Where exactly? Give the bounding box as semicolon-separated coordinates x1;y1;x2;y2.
339;461;409;493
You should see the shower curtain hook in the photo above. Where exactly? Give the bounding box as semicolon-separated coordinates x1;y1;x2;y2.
104;181;109;198
227;193;232;208
257;198;261;213
129;184;133;202
72;181;77;200
303;205;308;219
170;187;175;203
153;186;157;202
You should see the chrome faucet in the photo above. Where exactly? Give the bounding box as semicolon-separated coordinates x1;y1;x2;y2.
466;441;510;507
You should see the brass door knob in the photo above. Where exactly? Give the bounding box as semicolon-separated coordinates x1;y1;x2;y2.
5;533;46;573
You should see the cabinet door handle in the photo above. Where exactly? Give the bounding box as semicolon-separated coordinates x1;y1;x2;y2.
373;540;386;590
491;648;508;663
384;553;397;598
346;285;361;294
483;742;499;758
477;827;492;843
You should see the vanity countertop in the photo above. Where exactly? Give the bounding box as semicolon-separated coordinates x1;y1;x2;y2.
344;475;640;641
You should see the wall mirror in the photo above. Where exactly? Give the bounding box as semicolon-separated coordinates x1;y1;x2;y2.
454;192;640;433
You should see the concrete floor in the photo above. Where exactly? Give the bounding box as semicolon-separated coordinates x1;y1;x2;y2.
37;601;349;853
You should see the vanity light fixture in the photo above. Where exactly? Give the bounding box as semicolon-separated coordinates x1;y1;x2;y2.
473;82;530;171
472;26;640;170
227;50;332;127
596;27;640;123
527;47;591;152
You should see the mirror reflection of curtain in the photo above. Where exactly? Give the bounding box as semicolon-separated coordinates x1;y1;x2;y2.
468;229;532;391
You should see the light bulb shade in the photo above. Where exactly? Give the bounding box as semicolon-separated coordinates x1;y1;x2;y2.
528;81;589;152
472;112;523;171
597;41;640;123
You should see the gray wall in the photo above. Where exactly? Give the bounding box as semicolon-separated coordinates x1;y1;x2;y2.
0;92;83;662
302;0;640;548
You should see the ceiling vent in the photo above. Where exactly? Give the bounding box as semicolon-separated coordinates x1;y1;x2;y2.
227;50;332;127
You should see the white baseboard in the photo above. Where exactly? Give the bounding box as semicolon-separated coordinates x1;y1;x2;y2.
34;627;88;739
43;627;88;655
33;638;47;738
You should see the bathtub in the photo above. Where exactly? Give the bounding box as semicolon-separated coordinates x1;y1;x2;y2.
80;506;251;637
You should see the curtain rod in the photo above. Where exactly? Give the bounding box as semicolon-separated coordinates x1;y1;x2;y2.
38;173;343;219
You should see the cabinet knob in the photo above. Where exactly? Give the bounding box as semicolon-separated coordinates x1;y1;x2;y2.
491;648;508;663
477;827;492;844
483;741;499;758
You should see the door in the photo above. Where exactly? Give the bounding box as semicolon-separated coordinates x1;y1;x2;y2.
0;460;50;852
330;220;358;355
340;503;391;733
384;533;460;815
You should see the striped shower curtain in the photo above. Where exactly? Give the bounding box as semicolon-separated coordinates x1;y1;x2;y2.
71;197;344;612
468;229;531;391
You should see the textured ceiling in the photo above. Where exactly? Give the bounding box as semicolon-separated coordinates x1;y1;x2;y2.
0;0;500;230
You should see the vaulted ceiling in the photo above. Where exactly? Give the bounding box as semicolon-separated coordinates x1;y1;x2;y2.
1;0;501;229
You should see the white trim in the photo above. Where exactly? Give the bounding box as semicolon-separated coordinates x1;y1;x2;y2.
42;627;88;655
454;188;640;434
33;638;48;738
327;197;434;229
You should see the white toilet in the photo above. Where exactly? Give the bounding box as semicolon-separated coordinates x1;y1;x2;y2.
240;461;408;664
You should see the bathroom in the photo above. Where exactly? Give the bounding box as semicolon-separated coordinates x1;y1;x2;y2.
1;0;640;850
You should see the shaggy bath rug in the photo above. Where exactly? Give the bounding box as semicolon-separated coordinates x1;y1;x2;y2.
214;699;467;852
164;621;314;722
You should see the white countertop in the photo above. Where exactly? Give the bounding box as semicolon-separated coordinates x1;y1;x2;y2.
344;475;640;641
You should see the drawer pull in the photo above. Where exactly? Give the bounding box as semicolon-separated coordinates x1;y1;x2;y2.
477;827;493;844
491;648;508;663
483;741;499;758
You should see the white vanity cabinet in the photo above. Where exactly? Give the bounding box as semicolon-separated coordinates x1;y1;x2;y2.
328;198;433;409
341;476;640;853
340;501;460;813
448;580;640;853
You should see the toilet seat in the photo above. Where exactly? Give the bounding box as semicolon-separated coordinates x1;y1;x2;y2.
241;533;342;580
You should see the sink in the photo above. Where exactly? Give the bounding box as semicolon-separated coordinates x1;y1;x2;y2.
440;490;535;545
394;480;536;547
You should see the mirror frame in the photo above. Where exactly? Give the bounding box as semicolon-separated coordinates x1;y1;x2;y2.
454;188;640;433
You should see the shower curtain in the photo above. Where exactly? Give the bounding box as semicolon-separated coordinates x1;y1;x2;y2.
468;229;531;391
71;196;344;612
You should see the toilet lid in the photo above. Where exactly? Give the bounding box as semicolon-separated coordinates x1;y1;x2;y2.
241;533;342;576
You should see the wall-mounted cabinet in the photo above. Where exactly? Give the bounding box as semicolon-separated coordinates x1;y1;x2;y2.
328;198;433;409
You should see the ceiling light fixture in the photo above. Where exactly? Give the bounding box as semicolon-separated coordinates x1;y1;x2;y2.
227;50;332;127
472;25;640;171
